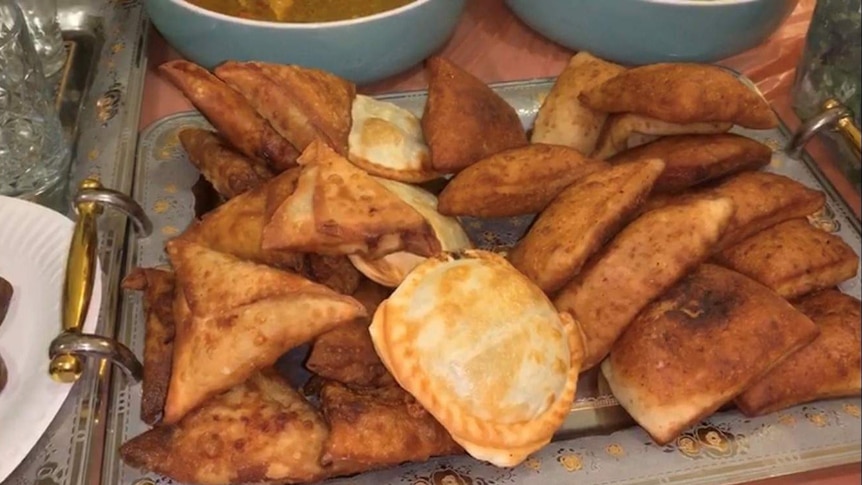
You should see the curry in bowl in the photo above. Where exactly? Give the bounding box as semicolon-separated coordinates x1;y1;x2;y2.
185;0;416;22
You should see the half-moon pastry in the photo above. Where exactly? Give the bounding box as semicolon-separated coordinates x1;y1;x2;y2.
591;113;732;159
531;52;626;154
735;289;862;416
369;250;584;467
348;94;440;183
436;143;610;218
602;264;819;445
349;177;472;287
579;63;778;129
508;159;664;294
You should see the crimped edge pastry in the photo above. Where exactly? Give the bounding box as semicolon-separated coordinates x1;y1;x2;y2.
369;250;583;467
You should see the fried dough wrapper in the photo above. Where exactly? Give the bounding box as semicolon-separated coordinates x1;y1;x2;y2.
122;267;176;425
591;113;732;159
579;63;778;129
162;240;366;424
320;381;463;473
177;169;304;270
714;219;860;300
736;289;862;417
158;60;298;171
214;61;355;156
555;196;736;370
437;144;610;218
121;369;329;485
608;133;772;193
602;265;819;445
262;140;440;258
302;254;362;295
422;56;527;174
509;159;664;294
531;52;626;154
178;128;273;199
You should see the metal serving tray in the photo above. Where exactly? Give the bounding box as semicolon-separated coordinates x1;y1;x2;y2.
106;78;861;485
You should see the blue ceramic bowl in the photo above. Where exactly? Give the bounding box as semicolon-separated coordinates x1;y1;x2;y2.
146;0;467;85
505;0;799;65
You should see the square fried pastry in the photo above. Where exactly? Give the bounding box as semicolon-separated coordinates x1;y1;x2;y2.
178;128;272;200
554;195;736;370
714;218;859;300
736;289;862;416
370;250;584;467
602;264;819;445
508;159;664;294
608;133;772;193
591;113;732;159
421;56;527;174
159;60;298;171
122;267;176;425
262;140;440;258
531;52;625;154
121;369;330;485
319;381;463;472
162;240;366;424
436;144;610;218
579;63;778;129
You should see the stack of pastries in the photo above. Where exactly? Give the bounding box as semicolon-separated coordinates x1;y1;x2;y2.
119;52;861;484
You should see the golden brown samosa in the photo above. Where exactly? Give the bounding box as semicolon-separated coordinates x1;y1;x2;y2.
591;113;732;159
178;128;272;199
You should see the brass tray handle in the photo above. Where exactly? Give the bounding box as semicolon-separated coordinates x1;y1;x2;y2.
48;179;153;384
788;98;862;160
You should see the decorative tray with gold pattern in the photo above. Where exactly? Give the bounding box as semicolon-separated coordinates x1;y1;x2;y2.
96;75;862;485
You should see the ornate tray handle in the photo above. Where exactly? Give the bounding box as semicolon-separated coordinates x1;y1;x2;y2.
48;178;153;384
788;98;862;160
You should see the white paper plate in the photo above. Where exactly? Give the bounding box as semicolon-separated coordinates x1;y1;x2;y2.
0;195;102;481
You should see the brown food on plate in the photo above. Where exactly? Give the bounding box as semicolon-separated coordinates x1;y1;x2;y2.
158;60;299;171
320;381;463;472
602;264;819;445
301;254;362;295
713;218;859;300
591;113;732;159
121;369;330;485
508;159;664;294
122;267;177;426
421;56;527;174
178;128;273;199
735;289;862;417
0;276;12;326
215;61;355;157
531;52;626;154
579;63;778;129
262;140;440;258
436;143;610;218
608;133;773;193
162;240;366;424
555;195;736;370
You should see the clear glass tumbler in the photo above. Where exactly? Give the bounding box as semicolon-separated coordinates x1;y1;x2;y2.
14;0;65;79
0;0;69;198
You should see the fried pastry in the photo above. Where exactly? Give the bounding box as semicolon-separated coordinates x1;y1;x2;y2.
214;61;355;156
320;381;462;472
302;254;362;295
121;369;329;485
262;140;440;258
601;264;819;445
349;177;472;287
162;240;366;424
178;128;272;199
422;56;527;174
591;113;732;159
579;63;778;129
158;60;298;171
714;218;859;300
736;289;862;416
437;144;610;218
509;159;665;294
555;196;736;370
348;94;439;183
370;250;584;467
122;267;176;425
608;133;772;193
531;52;626;154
